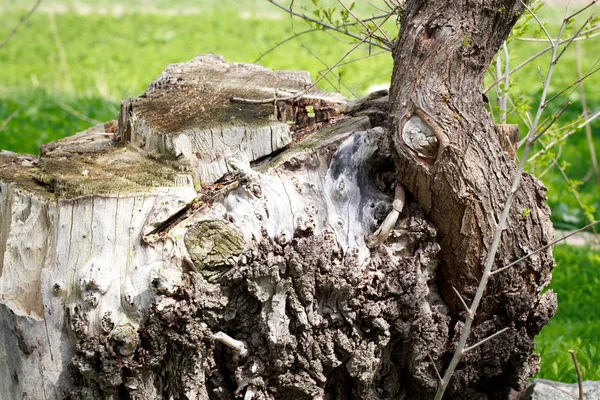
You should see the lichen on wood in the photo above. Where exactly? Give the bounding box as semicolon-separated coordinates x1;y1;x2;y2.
0;53;556;400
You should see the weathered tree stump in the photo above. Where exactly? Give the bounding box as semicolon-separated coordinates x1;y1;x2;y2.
0;54;554;400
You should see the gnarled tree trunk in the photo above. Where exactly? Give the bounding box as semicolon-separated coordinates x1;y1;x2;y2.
389;1;555;398
0;2;556;399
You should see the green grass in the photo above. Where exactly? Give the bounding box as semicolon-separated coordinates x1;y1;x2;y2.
535;245;600;382
0;7;394;153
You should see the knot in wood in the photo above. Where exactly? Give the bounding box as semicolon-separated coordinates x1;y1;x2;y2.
184;220;245;272
402;115;439;159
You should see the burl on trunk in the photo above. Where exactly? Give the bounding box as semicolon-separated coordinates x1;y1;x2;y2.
0;2;556;399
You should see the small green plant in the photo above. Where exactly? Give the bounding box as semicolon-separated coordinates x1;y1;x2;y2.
305;105;315;118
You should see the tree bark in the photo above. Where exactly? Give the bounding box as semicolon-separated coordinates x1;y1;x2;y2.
389;1;556;397
0;3;557;395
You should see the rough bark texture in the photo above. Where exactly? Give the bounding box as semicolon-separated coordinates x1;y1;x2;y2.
389;1;556;398
0;17;556;397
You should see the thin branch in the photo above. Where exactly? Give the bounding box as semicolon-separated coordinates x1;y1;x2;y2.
495;53;504;123
543;61;600;108
463;327;510;353
491;219;600;276
575;43;600;189
484;26;600;93
544;382;579;399
554;15;593;65
254;28;318;63
428;353;443;384
254;10;393;63
326;49;387;70
515;25;600;42
532;101;572;142
566;0;598;21
537;145;562;179
520;0;554;45
337;0;392;47
0;109;19;133
232;7;399;105
0;0;43;50
266;0;390;50
452;286;471;315
568;350;584;400
57;102;102;125
528;109;600;162
502;42;510;123
301;44;354;95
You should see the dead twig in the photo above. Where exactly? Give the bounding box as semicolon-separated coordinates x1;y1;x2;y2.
57;102;102;125
266;0;390;50
232;6;399;105
491;219;600;276
568;350;584;400
575;43;600;189
0;0;43;51
0;109;19;133
484;25;600;93
336;0;393;47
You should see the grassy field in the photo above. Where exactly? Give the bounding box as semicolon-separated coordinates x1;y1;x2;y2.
1;0;599;383
536;245;600;382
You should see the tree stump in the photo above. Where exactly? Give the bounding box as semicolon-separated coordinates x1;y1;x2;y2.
0;55;555;399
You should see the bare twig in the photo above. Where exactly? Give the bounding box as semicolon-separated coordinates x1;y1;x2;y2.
337;0;392;47
301;44;357;97
490;219;600;276
254;28;318;63
520;0;554;45
254;11;392;63
232;7;399;105
568;350;584;400
428;353;443;384
0;0;43;50
57;102;102;125
542;60;600;109
528;109;600;162
544;382;579;399
566;0;598;21
0;109;19;133
575;43;600;189
496;42;510;124
554;15;594;64
266;0;390;50
484;26;600;93
463;327;510;353
452;286;471;314
515;24;600;42
532;101;572;142
502;42;510;123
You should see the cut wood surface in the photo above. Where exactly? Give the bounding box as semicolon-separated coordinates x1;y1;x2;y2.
118;54;346;185
0;54;555;400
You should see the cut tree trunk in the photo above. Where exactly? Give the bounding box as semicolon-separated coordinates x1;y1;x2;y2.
0;52;554;400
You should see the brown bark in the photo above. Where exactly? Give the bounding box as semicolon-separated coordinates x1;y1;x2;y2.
389;1;556;397
1;4;559;398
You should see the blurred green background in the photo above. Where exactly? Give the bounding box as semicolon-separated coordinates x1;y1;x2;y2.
0;0;598;384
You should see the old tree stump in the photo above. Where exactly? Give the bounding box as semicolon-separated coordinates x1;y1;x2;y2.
0;2;557;396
